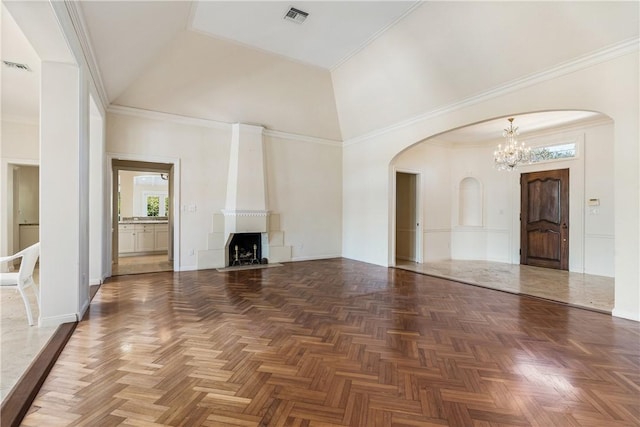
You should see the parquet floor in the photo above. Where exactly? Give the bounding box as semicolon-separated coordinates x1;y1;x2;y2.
23;259;640;426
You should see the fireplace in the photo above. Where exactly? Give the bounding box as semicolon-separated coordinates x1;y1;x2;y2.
228;233;262;266
196;124;292;270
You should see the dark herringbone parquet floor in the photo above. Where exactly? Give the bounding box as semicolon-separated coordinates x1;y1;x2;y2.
23;259;640;426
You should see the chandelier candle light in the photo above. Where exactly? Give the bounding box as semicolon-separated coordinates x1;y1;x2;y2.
494;117;532;171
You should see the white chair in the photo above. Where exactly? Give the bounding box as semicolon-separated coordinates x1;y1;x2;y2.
0;242;40;326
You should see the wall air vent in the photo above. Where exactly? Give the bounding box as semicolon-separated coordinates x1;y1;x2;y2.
283;7;309;24
2;60;31;72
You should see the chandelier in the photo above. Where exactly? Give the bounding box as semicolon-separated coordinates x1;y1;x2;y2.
493;117;532;171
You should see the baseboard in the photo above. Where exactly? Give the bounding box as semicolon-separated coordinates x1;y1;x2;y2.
78;299;89;321
290;254;342;262
612;308;640;322
39;313;78;327
176;265;198;272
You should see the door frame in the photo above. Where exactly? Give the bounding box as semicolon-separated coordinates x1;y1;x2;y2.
520;168;570;270
1;158;39;261
391;167;423;266
107;153;181;273
509;132;586;272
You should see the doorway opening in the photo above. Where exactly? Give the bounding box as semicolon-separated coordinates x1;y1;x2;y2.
111;160;174;276
395;171;421;264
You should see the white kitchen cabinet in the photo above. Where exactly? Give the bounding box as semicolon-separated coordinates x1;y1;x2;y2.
154;224;168;251
118;224;135;253
135;224;155;252
119;222;168;255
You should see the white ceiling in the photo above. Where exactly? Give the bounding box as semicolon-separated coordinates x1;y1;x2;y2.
0;1;622;141
190;1;419;69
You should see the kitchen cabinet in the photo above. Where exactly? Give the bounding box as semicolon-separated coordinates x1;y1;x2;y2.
136;224;155;252
118;222;168;255
118;224;135;253
155;225;169;251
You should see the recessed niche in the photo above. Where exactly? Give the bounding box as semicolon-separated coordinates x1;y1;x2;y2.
459;177;482;226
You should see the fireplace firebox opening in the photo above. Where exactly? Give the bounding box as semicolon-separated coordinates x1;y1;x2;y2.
228;233;262;266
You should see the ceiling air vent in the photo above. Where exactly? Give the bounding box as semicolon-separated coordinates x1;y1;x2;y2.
283;7;308;24
2;60;31;72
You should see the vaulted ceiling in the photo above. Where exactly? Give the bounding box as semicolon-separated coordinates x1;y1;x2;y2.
2;1;638;141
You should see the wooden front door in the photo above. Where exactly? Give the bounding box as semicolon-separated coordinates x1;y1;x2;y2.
520;168;569;270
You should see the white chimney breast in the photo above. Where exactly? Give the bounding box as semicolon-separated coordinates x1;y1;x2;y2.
223;123;269;234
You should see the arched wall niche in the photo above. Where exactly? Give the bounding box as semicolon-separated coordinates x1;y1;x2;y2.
458;177;482;227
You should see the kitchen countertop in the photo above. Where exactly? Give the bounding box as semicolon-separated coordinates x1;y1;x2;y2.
119;220;168;224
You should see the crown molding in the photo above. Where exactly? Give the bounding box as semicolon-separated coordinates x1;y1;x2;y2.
263;129;342;147
107;105;232;130
344;37;639;148
63;1;109;108
108;105;343;146
233;123;265;135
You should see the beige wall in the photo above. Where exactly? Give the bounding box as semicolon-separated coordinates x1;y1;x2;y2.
1;120;39;258
394;120;615;276
118;171;168;218
114;30;342;141
16;165;39;224
264;134;342;261
332;2;638;140
107;111;343;269
342;51;639;320
1;120;39;160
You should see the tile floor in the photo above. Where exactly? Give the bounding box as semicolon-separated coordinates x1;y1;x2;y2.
0;268;57;401
395;259;614;313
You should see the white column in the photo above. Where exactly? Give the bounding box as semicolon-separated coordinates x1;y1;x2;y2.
89;97;105;285
39;61;87;326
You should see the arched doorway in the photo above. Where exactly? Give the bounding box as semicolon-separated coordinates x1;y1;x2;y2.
389;110;615;312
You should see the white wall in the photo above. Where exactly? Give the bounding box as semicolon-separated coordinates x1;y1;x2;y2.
107;113;231;271
583;123;615;277
5;0;108;326
397;121;615;276
107;112;344;268
342;50;639;320
89;99;106;285
394;142;451;261
1;120;39;264
264;134;342;261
